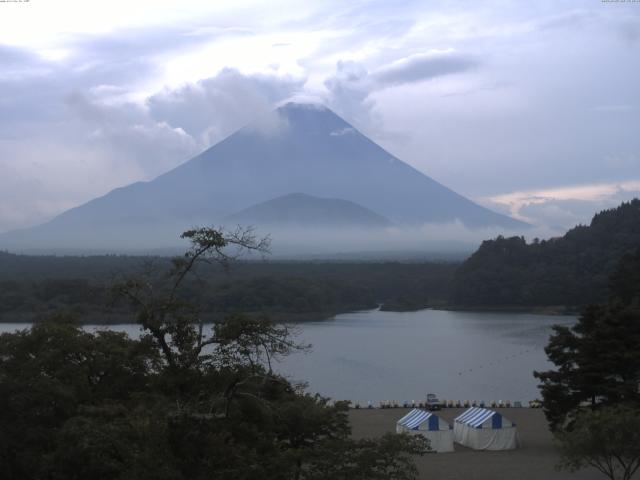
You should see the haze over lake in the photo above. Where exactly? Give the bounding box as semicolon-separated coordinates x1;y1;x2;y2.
0;308;574;404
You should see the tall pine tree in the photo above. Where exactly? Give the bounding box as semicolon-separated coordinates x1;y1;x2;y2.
534;249;640;430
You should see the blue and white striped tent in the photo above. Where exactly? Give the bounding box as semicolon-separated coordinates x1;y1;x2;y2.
454;407;519;450
396;409;454;452
455;407;513;429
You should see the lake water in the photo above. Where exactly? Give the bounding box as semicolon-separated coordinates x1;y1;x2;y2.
0;308;574;405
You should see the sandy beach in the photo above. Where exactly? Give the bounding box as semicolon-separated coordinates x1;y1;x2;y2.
349;408;606;480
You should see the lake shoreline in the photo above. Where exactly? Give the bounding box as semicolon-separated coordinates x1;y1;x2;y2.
0;309;352;325
431;305;580;316
0;304;581;325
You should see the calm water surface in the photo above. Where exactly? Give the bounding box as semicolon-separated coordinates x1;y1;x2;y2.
0;308;574;404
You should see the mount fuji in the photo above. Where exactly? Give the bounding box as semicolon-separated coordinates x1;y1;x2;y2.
1;102;526;252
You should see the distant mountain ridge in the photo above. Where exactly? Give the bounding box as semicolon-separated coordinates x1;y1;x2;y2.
452;199;640;307
225;193;392;228
0;102;526;252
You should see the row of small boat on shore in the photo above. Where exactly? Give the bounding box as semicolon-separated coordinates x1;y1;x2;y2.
353;399;543;409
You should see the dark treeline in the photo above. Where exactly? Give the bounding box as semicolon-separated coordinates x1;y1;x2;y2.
532;248;640;480
0;254;456;323
0;229;428;480
535;247;640;430
2;199;639;321
452;199;640;308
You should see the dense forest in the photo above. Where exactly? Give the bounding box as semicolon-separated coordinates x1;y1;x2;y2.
535;247;640;430
0;229;428;479
1;199;639;322
0;253;456;323
452;199;640;308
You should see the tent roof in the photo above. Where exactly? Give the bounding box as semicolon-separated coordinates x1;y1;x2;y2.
455;407;501;428
397;409;440;430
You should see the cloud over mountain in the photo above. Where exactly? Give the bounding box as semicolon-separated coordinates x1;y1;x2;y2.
147;68;304;145
0;103;526;253
1;1;639;236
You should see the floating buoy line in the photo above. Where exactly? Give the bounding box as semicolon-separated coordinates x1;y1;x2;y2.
455;347;536;376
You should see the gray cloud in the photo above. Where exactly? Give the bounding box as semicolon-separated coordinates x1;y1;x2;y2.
618;18;640;45
0;25;242;128
536;10;596;32
61;67;304;177
65;91;198;176
62;25;247;86
481;181;640;235
0;33;305;232
372;52;478;87
323;61;376;128
518;200;602;232
323;50;479;135
517;194;640;234
324;50;478;98
1;0;640;238
0;44;43;73
147;68;304;145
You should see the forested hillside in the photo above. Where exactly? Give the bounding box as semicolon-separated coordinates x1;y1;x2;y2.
452;199;640;307
2;199;639;320
0;254;456;323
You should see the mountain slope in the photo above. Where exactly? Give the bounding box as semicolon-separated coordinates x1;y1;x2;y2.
1;102;526;251
225;193;392;228
451;199;640;307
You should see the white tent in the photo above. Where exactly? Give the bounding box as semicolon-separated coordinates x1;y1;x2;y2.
396;409;454;453
453;407;519;450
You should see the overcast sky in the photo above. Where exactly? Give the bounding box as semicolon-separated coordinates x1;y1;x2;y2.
1;0;639;234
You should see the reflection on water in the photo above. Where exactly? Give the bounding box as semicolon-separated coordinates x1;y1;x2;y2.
0;308;575;404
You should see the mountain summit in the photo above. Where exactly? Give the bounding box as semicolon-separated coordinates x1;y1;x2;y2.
1;102;526;251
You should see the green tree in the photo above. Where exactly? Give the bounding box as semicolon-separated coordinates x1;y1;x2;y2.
534;304;640;430
1;227;429;480
0;315;160;479
303;433;428;480
556;406;640;480
453;200;640;308
112;226;272;371
534;250;640;431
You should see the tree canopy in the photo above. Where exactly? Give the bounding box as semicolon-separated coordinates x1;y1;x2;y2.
0;227;429;480
0;253;455;324
534;248;640;430
556;406;640;480
453;199;640;308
